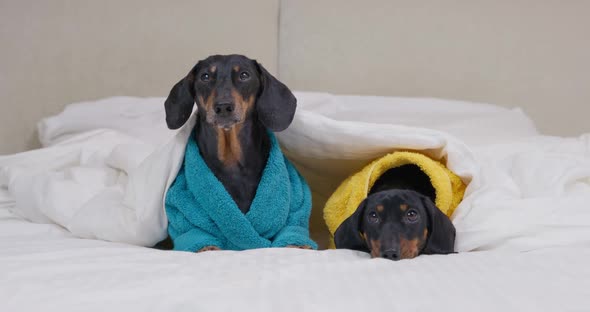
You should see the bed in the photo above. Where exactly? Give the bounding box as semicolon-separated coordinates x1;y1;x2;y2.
2;1;590;311
2;92;590;311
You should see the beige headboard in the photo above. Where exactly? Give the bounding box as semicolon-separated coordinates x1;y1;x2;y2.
0;0;279;154
2;0;590;154
279;0;590;137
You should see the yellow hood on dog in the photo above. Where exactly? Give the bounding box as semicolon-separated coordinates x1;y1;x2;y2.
323;151;466;249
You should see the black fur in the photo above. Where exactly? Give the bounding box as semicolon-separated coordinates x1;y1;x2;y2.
155;55;297;249
334;167;456;260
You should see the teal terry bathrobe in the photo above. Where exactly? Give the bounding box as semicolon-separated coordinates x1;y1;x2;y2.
165;130;317;252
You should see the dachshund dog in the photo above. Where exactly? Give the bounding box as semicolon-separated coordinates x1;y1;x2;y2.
159;54;303;251
334;165;456;260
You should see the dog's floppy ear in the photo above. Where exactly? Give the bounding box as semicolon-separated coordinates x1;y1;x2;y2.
254;61;297;132
334;199;368;252
420;195;456;255
164;63;199;129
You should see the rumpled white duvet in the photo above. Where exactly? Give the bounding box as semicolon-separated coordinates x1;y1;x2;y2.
1;92;590;311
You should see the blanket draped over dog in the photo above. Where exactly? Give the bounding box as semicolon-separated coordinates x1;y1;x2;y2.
165;130;317;252
324;151;466;248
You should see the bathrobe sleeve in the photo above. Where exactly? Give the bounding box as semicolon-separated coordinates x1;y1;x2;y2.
166;202;224;252
271;159;318;249
170;226;223;252
165;173;224;252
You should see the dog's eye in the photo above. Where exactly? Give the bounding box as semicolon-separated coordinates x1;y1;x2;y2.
200;73;210;82
405;210;419;223
368;211;379;223
239;71;250;81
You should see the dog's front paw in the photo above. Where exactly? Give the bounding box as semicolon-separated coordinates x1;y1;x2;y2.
286;245;312;249
197;246;221;253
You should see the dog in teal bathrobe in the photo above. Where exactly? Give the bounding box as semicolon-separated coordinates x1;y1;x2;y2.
161;55;316;252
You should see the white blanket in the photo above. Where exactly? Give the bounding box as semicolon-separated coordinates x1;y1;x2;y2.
1;92;590;253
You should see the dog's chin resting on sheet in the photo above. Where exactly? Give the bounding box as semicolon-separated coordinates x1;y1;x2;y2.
161;54;316;252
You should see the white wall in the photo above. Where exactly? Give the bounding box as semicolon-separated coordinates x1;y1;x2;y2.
2;0;589;154
0;0;279;154
279;0;590;136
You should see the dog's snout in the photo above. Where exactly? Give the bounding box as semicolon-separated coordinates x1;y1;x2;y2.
214;102;235;116
381;249;400;261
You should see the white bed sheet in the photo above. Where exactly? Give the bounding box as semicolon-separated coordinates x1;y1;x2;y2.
1;207;589;311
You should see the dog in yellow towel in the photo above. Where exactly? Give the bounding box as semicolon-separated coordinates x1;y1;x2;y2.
323;151;466;260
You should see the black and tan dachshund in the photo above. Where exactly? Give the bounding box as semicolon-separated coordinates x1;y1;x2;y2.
158;54;299;250
334;165;456;260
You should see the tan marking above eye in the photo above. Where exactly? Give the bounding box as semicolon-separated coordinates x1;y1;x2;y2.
233;65;240;72
400;204;408;212
210;66;216;73
376;205;384;212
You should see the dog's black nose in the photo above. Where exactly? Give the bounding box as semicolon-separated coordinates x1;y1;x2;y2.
382;249;400;261
214;102;234;117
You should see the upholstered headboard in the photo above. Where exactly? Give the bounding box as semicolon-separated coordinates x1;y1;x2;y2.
278;0;590;137
0;0;279;154
1;0;589;154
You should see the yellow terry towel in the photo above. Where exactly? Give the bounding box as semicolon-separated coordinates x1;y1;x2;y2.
323;151;466;249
